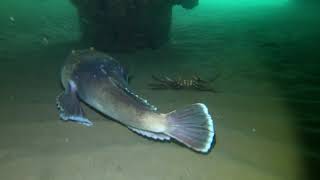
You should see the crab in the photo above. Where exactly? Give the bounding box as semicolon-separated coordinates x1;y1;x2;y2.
148;74;219;92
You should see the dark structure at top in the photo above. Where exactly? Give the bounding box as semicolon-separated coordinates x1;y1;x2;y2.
70;0;199;51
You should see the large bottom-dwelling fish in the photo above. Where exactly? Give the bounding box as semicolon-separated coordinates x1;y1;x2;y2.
56;48;215;153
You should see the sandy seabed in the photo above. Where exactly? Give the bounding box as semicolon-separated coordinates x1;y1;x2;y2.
1;1;318;180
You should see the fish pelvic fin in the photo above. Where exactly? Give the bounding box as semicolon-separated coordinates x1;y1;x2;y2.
56;80;93;127
164;103;215;153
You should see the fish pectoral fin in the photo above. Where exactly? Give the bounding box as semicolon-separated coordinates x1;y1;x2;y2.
56;81;93;127
128;127;170;141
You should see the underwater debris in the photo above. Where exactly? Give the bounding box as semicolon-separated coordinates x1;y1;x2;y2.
64;138;69;143
42;36;49;46
252;128;257;133
69;0;199;51
9;16;15;23
174;0;199;9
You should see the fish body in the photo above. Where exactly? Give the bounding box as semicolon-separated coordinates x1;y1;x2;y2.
56;48;215;152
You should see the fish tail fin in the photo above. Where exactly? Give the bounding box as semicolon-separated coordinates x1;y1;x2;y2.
164;103;215;153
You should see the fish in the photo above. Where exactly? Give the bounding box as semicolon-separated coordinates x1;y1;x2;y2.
56;48;215;153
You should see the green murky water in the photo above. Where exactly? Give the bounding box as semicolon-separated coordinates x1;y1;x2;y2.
0;0;319;180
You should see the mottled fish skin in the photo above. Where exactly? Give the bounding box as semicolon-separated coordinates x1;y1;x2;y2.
59;48;215;153
61;48;166;132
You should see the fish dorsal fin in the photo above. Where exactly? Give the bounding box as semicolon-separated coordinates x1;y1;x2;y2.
128;127;170;141
109;77;157;111
122;86;157;111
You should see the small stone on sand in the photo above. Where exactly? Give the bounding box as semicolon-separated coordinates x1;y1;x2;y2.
42;37;49;46
9;16;15;23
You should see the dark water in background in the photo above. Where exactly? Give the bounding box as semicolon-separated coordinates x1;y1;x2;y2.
172;4;320;179
0;0;319;180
